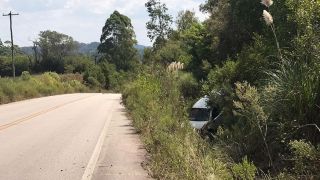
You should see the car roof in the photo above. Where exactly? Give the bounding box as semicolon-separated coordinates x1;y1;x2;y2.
192;96;210;109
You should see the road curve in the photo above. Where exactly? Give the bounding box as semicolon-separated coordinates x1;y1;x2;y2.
0;93;150;180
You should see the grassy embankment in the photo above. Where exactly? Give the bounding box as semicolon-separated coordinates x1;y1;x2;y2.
122;67;232;179
0;72;88;104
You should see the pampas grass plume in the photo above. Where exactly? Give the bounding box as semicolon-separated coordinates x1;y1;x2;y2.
263;10;273;26
261;0;273;7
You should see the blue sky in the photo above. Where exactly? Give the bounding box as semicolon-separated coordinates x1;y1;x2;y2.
0;0;207;47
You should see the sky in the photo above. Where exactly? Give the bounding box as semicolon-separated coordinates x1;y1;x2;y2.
0;0;207;47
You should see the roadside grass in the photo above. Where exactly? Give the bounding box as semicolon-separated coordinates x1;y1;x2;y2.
0;72;88;105
122;67;232;180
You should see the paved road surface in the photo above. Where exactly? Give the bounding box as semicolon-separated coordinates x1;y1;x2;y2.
0;93;150;180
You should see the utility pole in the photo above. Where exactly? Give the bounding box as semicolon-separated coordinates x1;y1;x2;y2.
3;11;19;78
32;41;39;64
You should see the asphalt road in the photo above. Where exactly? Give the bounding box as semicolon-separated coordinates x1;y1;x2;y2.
0;93;149;180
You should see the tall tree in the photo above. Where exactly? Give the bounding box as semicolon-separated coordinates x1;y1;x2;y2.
98;11;138;71
145;0;173;48
176;10;198;32
38;30;77;73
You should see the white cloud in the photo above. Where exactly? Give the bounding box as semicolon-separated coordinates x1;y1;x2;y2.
0;0;11;11
64;0;205;18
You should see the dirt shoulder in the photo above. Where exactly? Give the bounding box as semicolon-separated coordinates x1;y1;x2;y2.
92;99;151;180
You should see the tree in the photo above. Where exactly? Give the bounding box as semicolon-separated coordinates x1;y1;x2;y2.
38;30;77;73
200;0;266;62
145;0;173;48
98;11;138;71
176;10;198;32
0;39;11;56
180;23;213;80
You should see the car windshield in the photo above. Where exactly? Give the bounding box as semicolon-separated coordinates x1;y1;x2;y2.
190;108;210;121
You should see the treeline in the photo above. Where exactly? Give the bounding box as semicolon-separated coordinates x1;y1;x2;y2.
1;32;82;75
122;0;320;179
0;25;139;90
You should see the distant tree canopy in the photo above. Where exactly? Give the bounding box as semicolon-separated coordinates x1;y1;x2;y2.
98;11;138;71
37;30;78;73
145;0;173;48
176;10;199;32
0;41;25;56
0;39;12;56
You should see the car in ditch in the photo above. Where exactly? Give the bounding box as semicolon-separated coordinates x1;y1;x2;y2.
189;96;221;130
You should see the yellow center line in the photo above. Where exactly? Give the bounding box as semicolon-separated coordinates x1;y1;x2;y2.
0;95;97;131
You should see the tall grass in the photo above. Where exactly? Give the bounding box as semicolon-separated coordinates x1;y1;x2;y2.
0;72;88;104
267;59;320;144
122;66;231;179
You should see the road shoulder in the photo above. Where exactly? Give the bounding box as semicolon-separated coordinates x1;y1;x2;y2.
92;99;151;180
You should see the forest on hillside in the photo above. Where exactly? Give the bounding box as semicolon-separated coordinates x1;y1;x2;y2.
1;0;319;179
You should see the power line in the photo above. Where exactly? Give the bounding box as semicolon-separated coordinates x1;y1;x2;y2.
3;11;19;78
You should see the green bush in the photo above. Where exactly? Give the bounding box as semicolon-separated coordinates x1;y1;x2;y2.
83;64;105;88
63;55;94;74
231;156;257;180
235;35;276;85
289;140;319;177
86;76;101;88
176;72;200;99
203;60;239;93
21;71;31;81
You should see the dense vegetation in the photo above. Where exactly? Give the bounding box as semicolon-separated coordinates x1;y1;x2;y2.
123;68;231;179
0;29;136;90
1;0;319;179
122;0;320;179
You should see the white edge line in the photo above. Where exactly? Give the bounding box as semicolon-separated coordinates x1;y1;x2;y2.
81;101;115;180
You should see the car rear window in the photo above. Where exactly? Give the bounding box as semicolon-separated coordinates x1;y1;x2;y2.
190;108;210;122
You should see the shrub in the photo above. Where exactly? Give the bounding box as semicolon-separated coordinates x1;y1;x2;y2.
231;156;257;180
21;71;31;81
215;82;273;168
83;64;105;87
86;76;101;88
235;35;276;85
47;72;61;81
176;72;200;99
203;60;239;93
289;140;320;177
